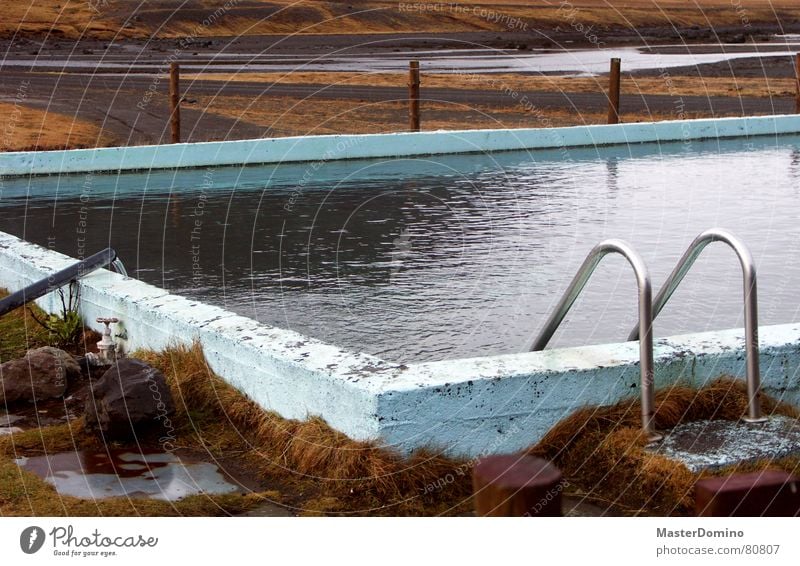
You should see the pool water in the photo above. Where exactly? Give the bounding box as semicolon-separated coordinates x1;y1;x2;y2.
1;134;799;363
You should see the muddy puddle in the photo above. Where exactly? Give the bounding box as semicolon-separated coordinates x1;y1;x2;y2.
16;449;246;501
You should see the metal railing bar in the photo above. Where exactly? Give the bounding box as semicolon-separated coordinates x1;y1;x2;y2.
627;228;765;423
529;239;662;442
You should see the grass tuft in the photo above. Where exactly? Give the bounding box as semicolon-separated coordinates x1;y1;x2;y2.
530;379;800;515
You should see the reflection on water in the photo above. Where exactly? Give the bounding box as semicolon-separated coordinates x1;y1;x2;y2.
16;450;242;501
1;135;800;363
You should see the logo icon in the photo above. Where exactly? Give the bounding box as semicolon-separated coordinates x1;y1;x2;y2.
20;526;45;554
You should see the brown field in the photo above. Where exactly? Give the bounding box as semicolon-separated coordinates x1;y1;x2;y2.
3;0;800;40
190;93;738;138
184;71;798;99
0;102;111;152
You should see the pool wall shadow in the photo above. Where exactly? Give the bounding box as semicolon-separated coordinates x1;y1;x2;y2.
2;230;800;458
1;114;800;177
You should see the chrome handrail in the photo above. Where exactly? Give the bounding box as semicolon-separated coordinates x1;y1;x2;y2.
530;239;662;442
627;228;765;423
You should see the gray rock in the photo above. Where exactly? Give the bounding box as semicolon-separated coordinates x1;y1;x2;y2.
0;347;80;404
85;358;176;441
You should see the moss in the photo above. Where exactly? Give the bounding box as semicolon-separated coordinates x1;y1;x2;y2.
0;302;51;362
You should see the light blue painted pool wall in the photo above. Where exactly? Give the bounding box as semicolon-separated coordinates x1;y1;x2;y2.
2;114;800;176
2;231;800;458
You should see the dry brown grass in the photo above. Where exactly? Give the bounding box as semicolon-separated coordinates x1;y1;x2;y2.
3;291;799;516
193;93;740;138
530;379;800;515
134;343;472;516
4;1;800;39
0;102;112;152
0;341;471;516
1;0;134;39
185;71;798;100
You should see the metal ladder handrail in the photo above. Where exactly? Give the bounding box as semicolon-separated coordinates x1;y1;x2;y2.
0;247;127;317
530;239;662;442
627;228;765;423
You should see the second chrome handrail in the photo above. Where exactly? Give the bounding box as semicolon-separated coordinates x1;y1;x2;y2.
627;228;765;423
530;239;662;442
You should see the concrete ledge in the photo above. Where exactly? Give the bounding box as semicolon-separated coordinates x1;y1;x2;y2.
1;114;799;177
1;231;799;458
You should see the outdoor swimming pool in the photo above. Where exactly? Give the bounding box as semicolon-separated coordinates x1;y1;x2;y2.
1;133;799;363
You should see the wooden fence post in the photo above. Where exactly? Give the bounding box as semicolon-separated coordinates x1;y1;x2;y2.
608;57;621;124
794;53;800;114
409;60;420;132
472;455;564;517
169;62;181;144
695;471;800;517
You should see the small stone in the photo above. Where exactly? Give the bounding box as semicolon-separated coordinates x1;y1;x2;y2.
0;347;80;405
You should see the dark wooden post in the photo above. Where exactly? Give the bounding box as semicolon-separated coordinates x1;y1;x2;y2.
695;471;800;517
409;60;420;132
795;53;800;114
169;62;181;144
608;57;621;124
472;455;564;517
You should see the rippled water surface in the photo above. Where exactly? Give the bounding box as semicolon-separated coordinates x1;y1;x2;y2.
2;134;800;362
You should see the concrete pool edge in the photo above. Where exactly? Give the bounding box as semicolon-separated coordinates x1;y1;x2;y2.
1;114;799;177
1;231;799;458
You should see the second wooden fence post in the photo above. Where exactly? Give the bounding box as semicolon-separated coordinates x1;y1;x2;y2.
608;57;621;124
795;53;800;114
473;455;564;517
409;60;420;132
169;62;181;144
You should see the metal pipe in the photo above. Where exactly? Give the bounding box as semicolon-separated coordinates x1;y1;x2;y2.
530;239;661;442
0;248;125;317
627;228;765;423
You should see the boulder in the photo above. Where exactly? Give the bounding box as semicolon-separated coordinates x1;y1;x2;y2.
0;347;80;404
85;358;176;441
